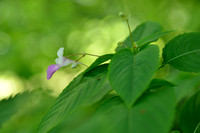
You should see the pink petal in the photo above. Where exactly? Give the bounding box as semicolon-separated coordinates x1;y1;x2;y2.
47;64;60;80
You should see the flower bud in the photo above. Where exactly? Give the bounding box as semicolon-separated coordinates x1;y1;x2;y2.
119;12;127;19
71;62;78;68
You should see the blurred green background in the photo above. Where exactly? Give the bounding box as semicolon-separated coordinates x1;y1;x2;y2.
0;0;200;132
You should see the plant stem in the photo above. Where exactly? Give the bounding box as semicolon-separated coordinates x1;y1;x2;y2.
84;53;100;57
76;55;85;62
65;53;100;58
126;19;137;49
65;53;84;58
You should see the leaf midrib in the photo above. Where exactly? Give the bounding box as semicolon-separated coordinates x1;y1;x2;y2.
166;49;200;63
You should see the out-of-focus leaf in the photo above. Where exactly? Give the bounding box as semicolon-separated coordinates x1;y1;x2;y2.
108;45;159;106
132;21;163;41
163;32;200;72
147;78;175;91
136;31;172;47
0;90;55;133
0;92;29;127
71;86;176;133
179;91;200;133
37;64;112;133
116;21;162;51
166;71;200;103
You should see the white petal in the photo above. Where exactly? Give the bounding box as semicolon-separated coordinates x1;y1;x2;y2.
57;47;64;58
55;57;65;66
61;58;75;67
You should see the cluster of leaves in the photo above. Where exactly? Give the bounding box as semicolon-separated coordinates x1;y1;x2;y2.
36;21;200;133
1;21;200;133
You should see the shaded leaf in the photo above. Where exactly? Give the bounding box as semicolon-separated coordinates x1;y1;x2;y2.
48;106;97;133
147;78;175;91
0;90;55;133
179;91;200;133
37;64;112;133
71;86;176;133
108;45;159;106
166;71;200;103
48;94;116;133
163;32;200;72
0;92;29;127
171;131;181;133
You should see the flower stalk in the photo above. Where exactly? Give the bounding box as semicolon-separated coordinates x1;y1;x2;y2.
119;12;137;53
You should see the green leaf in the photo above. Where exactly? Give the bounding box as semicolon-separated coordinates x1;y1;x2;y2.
171;131;181;133
147;78;175;91
0;90;55;133
48;94;116;133
163;32;200;72
166;71;200;103
136;31;172;47
179;91;200;133
37;64;112;133
108;45;159;106
116;21;162;51
48;106;97;133
0;92;29;127
83;54;113;74
71;86;176;133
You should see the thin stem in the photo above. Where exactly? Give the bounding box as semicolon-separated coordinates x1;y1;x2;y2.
76;55;86;62
65;53;100;58
84;53;100;57
65;53;84;58
126;19;136;49
77;62;88;67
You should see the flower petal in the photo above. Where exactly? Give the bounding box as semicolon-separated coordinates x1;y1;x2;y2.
61;58;75;67
57;47;64;58
47;64;60;80
55;57;65;65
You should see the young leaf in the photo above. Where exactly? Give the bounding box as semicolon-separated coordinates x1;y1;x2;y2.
163;32;200;72
179;91;200;133
71;86;176;133
108;45;159;106
116;21;163;51
37;65;112;133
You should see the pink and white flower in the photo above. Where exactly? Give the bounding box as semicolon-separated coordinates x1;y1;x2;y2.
47;47;76;80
